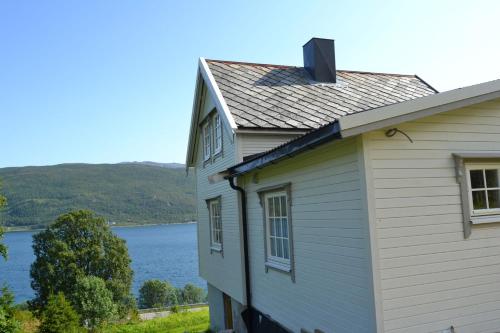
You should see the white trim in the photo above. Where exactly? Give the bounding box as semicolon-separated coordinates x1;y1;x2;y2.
199;58;237;135
453;153;500;236
263;191;291;265
358;135;385;333
264;260;291;273
208;198;223;249
185;71;204;167
203;122;212;162
471;215;500;224
340;79;500;138
465;163;500;217
213;114;222;155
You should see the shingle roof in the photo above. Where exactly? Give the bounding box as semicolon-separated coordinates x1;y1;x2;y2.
206;60;438;130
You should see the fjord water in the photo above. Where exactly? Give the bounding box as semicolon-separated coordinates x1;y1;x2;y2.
0;223;204;303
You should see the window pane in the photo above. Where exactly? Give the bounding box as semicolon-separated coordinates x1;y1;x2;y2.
274;197;281;216
283;240;289;259
270;238;276;256
275;218;282;237
486;169;500;188
276;238;283;258
268;197;274;217
488;190;500;209
472;190;487;210
281;196;287;216
282;219;288;238
269;219;275;236
470;170;485;189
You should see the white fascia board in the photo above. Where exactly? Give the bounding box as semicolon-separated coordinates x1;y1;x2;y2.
199;58;237;139
185;69;203;167
339;79;500;137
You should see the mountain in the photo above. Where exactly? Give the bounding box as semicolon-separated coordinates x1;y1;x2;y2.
0;163;196;229
120;161;186;169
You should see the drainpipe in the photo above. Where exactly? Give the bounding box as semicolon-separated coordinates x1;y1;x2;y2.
227;176;252;333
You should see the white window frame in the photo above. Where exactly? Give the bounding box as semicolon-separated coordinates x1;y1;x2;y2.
208;198;222;251
466;162;500;217
258;183;294;280
202;122;212;161
213;114;222;155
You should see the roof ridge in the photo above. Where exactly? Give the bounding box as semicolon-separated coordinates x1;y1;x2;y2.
205;58;296;69
337;69;416;78
205;59;423;78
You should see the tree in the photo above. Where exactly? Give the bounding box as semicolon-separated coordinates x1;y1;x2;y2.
138;279;178;309
0;182;18;333
39;292;80;333
30;210;134;317
179;284;206;305
0;286;20;333
71;276;117;330
0;180;7;260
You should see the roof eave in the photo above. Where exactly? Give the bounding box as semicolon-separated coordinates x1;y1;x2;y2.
185;58;239;168
340;78;500;138
226;121;341;177
225;78;500;178
199;58;238;135
185;69;203;168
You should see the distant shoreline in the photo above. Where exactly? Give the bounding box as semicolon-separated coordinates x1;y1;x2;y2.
3;221;197;233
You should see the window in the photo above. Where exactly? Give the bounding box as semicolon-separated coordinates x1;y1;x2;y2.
467;164;500;216
214;114;222;154
264;191;291;268
203;122;211;161
208;199;222;250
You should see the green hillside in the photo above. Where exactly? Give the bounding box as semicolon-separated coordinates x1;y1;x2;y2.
0;163;196;229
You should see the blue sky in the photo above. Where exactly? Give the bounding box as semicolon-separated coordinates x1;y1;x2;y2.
1;1;500;167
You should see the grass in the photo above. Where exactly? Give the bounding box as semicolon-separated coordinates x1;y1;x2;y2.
102;308;211;333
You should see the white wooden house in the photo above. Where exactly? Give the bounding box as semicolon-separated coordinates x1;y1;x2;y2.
186;38;500;333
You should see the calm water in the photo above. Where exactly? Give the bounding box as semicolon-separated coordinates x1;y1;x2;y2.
0;223;205;303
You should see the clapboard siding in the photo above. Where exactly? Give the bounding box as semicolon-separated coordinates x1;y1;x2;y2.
242;138;376;333
195;86;245;303
239;133;301;158
366;99;500;333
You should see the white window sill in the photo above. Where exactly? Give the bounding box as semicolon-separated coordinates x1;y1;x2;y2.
265;260;291;273
210;245;222;252
471;215;500;225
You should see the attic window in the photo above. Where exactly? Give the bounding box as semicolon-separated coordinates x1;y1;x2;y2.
203;122;211;161
214;114;222;154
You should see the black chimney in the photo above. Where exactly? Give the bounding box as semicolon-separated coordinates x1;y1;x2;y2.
303;38;336;83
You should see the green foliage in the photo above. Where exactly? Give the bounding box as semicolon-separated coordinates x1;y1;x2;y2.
0;286;21;333
0;163;195;229
0;179;7;260
179;284;207;305
0;227;6;261
103;307;210;333
29;210;134;319
138;280;178;309
71;276;117;330
39;293;80;333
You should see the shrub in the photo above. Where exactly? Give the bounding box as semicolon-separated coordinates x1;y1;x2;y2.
71;276;117;330
138;280;177;309
39;292;80;333
179;284;206;305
